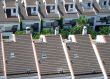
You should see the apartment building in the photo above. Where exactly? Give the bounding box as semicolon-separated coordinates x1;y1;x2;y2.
0;0;20;32
20;0;41;32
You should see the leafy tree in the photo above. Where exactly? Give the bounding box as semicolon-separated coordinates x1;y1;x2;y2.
41;28;53;35
60;29;70;38
70;26;83;34
98;26;110;35
76;16;88;27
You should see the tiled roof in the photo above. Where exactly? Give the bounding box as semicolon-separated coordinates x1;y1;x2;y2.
66;35;102;78
5;0;16;7
3;35;38;78
19;3;40;20
64;0;73;3
45;0;55;4
0;34;3;76
35;35;70;78
26;0;37;5
96;36;110;77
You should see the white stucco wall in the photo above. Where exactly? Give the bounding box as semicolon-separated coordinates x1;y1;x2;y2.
0;22;20;31
22;20;41;31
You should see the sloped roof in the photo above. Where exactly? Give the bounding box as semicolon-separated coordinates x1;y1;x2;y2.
96;36;110;77
35;35;70;78
26;0;37;5
3;35;38;78
5;0;16;7
45;0;55;4
66;35;103;78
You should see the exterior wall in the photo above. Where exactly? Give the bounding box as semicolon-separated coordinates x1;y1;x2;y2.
43;19;55;28
10;76;38;79
0;22;20;32
44;76;71;79
0;76;5;79
94;14;110;27
22;20;41;32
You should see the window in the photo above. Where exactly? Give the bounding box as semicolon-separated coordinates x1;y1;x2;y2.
51;6;55;10
3;36;9;39
33;7;36;11
41;52;47;59
70;4;73;8
10;52;15;59
73;53;79;58
104;1;107;5
88;3;91;7
13;9;16;13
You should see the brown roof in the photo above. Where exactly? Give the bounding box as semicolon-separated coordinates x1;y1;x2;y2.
26;0;37;5
96;36;110;77
64;0;73;3
19;3;40;20
35;35;70;78
5;0;16;7
0;34;3;76
4;35;38;78
45;0;55;4
66;35;102;78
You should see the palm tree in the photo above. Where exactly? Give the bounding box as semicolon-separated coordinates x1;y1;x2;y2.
76;15;88;27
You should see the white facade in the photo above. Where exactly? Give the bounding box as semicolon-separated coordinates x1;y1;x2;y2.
22;20;41;32
0;23;20;32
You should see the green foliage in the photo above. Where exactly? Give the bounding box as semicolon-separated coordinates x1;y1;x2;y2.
41;28;53;35
70;26;83;34
60;29;70;39
98;26;110;35
76;15;88;27
15;31;26;35
32;32;40;39
88;27;97;39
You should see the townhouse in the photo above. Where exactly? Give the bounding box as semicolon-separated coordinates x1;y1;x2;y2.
2;34;39;79
76;0;96;28
0;0;20;32
58;0;79;28
34;35;71;79
1;33;110;78
20;0;41;32
95;35;110;79
93;0;110;30
39;0;60;29
66;34;104;79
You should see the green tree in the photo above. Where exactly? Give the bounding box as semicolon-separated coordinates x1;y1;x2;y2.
76;15;88;27
98;26;110;35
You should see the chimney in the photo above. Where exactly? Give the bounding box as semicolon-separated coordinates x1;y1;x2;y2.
82;26;87;35
26;26;31;34
54;27;59;35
